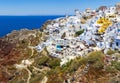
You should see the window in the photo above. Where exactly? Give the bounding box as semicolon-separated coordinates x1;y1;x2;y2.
116;42;119;46
108;11;110;13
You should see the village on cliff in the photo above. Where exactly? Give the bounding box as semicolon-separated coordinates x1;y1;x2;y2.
34;3;120;65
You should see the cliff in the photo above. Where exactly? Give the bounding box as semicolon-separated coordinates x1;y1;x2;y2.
0;3;120;83
0;29;119;83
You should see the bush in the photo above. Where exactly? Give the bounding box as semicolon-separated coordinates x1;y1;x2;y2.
61;57;87;73
38;56;49;65
107;49;116;55
61;60;74;73
87;51;104;64
48;58;61;69
111;60;120;70
75;29;84;36
93;61;104;69
87;51;105;69
67;60;80;73
114;62;120;71
38;55;61;69
105;66;116;73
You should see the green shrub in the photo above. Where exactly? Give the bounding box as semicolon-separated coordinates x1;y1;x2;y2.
38;56;49;65
114;62;120;71
30;74;45;83
75;29;84;36
105;66;116;73
107;49;116;55
48;58;61;69
110;60;120;71
61;57;87;73
87;51;104;64
86;51;105;70
67;60;81;73
93;61;104;69
61;60;73;73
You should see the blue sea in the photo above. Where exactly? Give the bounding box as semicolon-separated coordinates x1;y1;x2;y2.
0;15;64;37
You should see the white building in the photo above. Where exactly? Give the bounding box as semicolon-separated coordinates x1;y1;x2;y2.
114;36;120;50
75;9;82;18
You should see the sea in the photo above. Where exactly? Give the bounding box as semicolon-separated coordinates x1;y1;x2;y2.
0;15;64;37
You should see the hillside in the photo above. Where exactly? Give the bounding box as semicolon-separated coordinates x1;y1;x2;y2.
0;3;120;83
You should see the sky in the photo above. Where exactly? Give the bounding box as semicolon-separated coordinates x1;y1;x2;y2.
0;0;119;15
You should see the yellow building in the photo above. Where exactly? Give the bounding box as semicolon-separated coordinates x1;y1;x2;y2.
97;17;112;34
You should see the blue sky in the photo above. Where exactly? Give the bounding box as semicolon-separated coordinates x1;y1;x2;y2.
0;0;119;15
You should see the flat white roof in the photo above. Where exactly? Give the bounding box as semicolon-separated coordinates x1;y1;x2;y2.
116;36;120;39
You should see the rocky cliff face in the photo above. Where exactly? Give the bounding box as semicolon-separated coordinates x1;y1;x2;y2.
0;39;19;82
0;30;119;83
0;4;120;82
0;29;48;83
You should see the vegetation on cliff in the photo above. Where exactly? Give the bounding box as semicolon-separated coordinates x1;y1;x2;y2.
0;27;120;83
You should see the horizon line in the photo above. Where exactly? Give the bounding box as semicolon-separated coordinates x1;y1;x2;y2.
0;14;69;16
